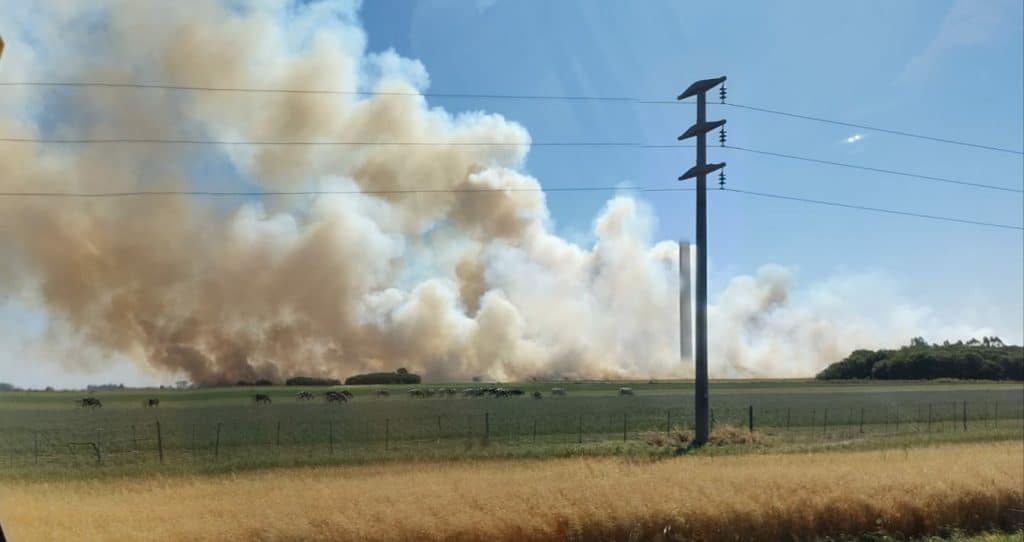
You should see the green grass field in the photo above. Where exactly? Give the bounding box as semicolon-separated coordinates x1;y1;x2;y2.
1;379;1021;479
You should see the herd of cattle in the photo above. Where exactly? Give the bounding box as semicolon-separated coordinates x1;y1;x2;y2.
76;386;637;408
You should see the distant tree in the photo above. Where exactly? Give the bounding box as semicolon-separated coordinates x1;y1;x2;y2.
175;380;190;390
818;339;1022;381
285;376;341;386
345;371;420;386
0;382;17;392
910;336;928;348
396;368;409;375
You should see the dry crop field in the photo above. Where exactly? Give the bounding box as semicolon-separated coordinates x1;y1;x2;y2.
1;441;1021;541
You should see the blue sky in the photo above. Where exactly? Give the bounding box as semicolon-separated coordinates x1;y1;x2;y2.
0;0;1021;388
360;0;1023;335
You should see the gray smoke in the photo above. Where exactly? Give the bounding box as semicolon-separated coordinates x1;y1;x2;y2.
0;1;991;384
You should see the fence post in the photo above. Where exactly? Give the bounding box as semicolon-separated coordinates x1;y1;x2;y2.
859;407;864;434
532;418;537;444
437;416;443;442
577;414;583;444
994;403;999;428
385;418;390;451
484;412;490;445
962;400;967;431
96;428;103;464
215;422;222;459
710;407;715;430
748;405;753;432
156;421;164;464
328;421;334;456
895;405;900;431
276;421;281;447
623;413;628;442
927;404;932;433
786;408;791;431
132;424;139;456
823;409;828;436
33;431;38;465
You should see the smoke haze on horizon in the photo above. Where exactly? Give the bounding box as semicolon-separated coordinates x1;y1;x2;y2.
0;1;1001;387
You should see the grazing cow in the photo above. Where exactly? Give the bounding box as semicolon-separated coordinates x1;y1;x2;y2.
376;390;390;398
296;391;315;401
254;393;272;405
493;389;511;398
618;387;634;396
551;388;566;396
145;398;160;408
340;390;354;399
509;389;525;396
463;388;483;397
78;397;102;409
532;391;543;399
326;391;347;404
408;388;425;398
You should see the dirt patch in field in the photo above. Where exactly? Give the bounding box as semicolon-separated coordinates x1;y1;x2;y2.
645;424;765;448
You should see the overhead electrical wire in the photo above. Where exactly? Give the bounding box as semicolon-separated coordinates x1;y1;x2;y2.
722;187;1023;231
0;133;1012;195
2;79;1019;155
721;145;1023;194
0;186;699;198
0;184;1016;232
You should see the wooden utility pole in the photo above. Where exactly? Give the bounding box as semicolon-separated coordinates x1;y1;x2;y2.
677;76;727;447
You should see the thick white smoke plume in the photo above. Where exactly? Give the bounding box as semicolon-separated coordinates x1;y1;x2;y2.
0;1;991;384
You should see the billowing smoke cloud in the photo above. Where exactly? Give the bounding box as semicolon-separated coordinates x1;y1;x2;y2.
0;1;992;385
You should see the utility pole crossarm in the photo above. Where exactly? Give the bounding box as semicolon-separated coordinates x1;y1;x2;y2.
679;162;726;181
678;120;726;141
677;76;728;100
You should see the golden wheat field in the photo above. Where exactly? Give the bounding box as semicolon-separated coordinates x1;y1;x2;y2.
2;441;1021;542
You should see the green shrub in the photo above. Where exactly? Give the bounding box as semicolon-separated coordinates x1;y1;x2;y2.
285;376;341;386
818;339;1022;381
345;372;421;385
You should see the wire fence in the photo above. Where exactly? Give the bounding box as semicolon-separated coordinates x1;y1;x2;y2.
3;400;1022;470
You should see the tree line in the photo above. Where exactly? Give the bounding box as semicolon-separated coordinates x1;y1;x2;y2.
817;337;1023;380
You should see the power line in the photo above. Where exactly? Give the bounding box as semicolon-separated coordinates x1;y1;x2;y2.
3;132;1012;195
722;103;1023;156
722;187;1023;231
0;81;652;103
2;80;1019;155
0;186;698;198
0;136;643;147
3;182;1016;232
723;145;1023;194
